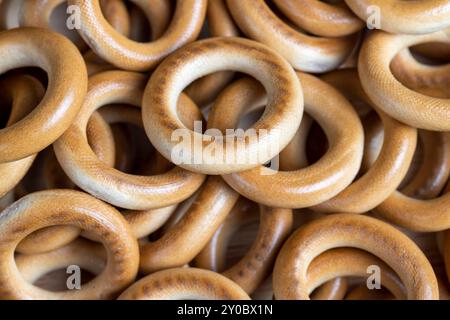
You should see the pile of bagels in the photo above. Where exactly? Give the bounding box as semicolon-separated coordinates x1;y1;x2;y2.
0;0;449;300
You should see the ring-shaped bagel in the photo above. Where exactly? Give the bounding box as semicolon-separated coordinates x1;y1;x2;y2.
358;29;450;131
0;190;139;300
54;71;206;210
68;0;207;71
273;0;364;37
273;214;438;300
226;0;358;72
142;37;304;175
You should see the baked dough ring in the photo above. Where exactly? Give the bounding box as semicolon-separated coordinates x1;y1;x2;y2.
69;0;207;71
16;238;105;286
273;0;364;37
0;190;139;300
143;37;303;174
54;71;206;210
226;0;358;72
358;29;450;130
0;75;44;197
273;214;438;300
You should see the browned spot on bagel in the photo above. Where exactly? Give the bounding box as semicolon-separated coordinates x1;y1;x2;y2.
203;42;219;50
11;226;27;234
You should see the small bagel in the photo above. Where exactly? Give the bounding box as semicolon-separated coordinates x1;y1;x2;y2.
358;29;450;130
69;0;207;71
226;0;358;72
273;214;438;300
54;71;205;210
143;37;303;175
0;190;139;299
273;0;364;37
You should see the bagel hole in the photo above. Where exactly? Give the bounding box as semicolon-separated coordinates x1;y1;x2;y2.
14;147;74;195
305;121;328;165
208;99;330;172
409;43;450;65
111;122;159;175
123;2;150;42
206;101;291;171
0;69;47;132
236;104;265;130
33;268;96;292
0;67;48;89
0;98;12;129
123;0;170;42
390;45;450;99
205;93;300;171
394;129;450;202
223;214;259;270
185;71;238;108
359;111;383;175
358;117;441;201
214;199;260;272
343;282;395;300
266;0;303;32
95;104;169;175
265;1;284;17
17;238;107;293
307;248;405;300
